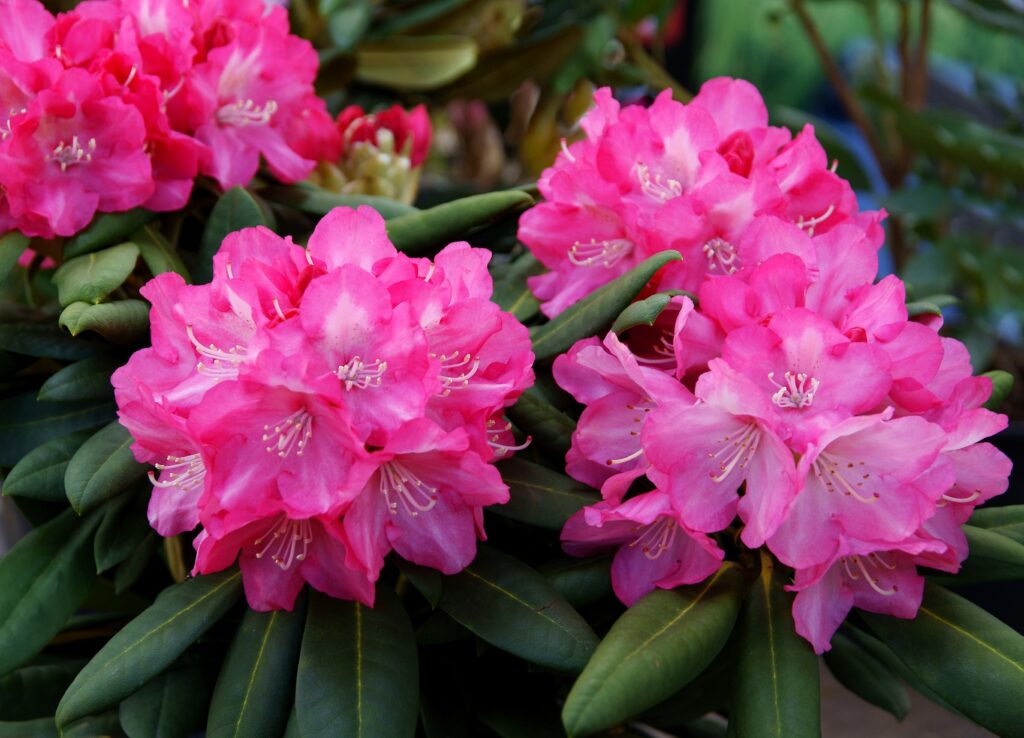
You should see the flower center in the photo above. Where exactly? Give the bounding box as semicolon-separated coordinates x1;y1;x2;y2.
568;238;634;268
262;409;313;457
795;204;836;236
706;423;761;482
633;160;682;202
254;514;313;570
633;329;676;366
50;136;96;171
379;461;438;516
186;325;246;380
336;356;387;390
702;238;739;274
434;350;480;396
216;98;278;127
768;371;820;409
841;553;897;595
149;453;206;493
629;517;678;560
812;452;877;503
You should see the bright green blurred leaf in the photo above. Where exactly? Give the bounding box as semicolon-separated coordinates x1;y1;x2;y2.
982;370;1013;411
355;35;478;91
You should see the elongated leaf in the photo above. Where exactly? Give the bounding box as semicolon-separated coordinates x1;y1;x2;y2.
387;190;533;256
494;457;597;530
932;524;1024;584
504;389;576;461
207;601;307;738
65;421;147;514
59;299;150;343
53;242;139;307
0;659;86;720
531;252;682;360
56;570;243;728
0;323;101;361
562;565;744;736
611;292;676;334
37;355;120;403
438;546;598;673
0;717;57;737
64;209;156;259
198;187;268;283
93;488;150;573
0;509;101;676
983;370;1013;411
539;556;612;608
492;252;544;322
823;631;910;721
0;232;29;282
120;665;214;738
262;184;416;219
733;557;820;738
355;35;478;91
862;583;1024;737
969;504;1024;545
394;558;443;608
3;429;92;501
113;532;159;594
295;587;418;738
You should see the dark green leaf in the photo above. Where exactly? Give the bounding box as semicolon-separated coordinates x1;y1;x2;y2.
3;430;92;502
64;209;156;259
968;504;1024;545
198;187;268;283
134;224;190;281
946;0;1024;34
355;35;478;91
59;299;150;343
610;292;679;334
0;509;101;676
539;555;612;608
438;546;598;673
94;488;150;573
0;393;112;466
207;600;307;738
0;232;29;283
394;558;443;608
0;717;57;737
296;587;418;738
56;571;242;728
0;323;102;361
823;631;910;721
562;565;744;736
530;252;682;360
733;557;820;738
494;457;597;530
904;300;943;318
261;184;416;219
65;421;147;514
0;660;86;721
492;252;544;322
37;355;120;403
862;583;1024;737
930;524;1024;585
53;242;140;307
387;190;534;256
504;388;576;461
120;665;214;738
113;533;159;594
982;370;1013;411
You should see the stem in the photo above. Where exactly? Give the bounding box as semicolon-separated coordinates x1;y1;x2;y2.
163;535;187;583
911;0;932;110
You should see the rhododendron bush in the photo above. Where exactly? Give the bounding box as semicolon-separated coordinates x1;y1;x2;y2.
1;1;1024;737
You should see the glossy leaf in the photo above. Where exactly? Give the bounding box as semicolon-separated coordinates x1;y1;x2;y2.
395;558;443;608
37;355;120;403
611;292;676;334
0;718;57;737
494;457;597;530
562;565;744;736
823;631;910;721
539;556;613;608
0;509;101;676
438;546;598;673
134;224;190;281
63;209;155;259
295;587;418;738
530;251;682;360
733;557;820;738
113;532;159;594
862;583;1024;737
93;488;150;573
492;252;544;322
198;186;268;283
968;504;1024;546
59;299;150;343
934;524;1024;584
0;232;29;282
53;242;139;307
504;388;576;461
56;571;243;728
2;429;92;501
0;392;112;468
207;600;307;738
0;323;102;361
355;35;478;91
261;184;416;219
120;665;214;738
982;370;1013;411
387;190;534;256
0;659;86;721
65;421;147;514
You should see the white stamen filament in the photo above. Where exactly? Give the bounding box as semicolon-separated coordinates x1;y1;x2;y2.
186;325;246;379
633;160;682;202
629;517;678;560
769;371;820;409
1;107;26;139
487;419;531;457
422;263;435;282
305;249;314;266
813;452;876;503
843;554;896;596
149;453;206;493
560;138;576;162
607;447;644;466
568;238;634;268
379;461;438;516
634;331;676;366
125;65;138;86
336;356;387;390
262;409;313;457
163;76;185;102
707;423;760;483
796;204;836;236
50;136;97;171
702;238;739;274
941;489;982;505
435;351;480;396
216;98;278;127
254;514;313;569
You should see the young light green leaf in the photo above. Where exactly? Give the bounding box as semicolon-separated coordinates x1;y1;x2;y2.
120;664;215;738
504;388;576;461
438;546;598;673
65;421;147;514
0;393;113;467
387;190;533;256
562;565;744;737
56;571;243;729
823;631;910;721
494;457;597;530
63;209;155;259
530;251;682;360
59;299;150;343
982;370;1013;411
611;292;684;334
37;355;120;403
3;429;93;501
198;187;269;283
295;587;418;738
53;242;140;307
355;35;478;91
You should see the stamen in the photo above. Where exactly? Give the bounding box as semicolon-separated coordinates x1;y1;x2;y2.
186;325;246;379
163;76;185;101
634;330;676;366
216;98;278;127
796;204;836;236
149;453;206;493
379;461;438;516
702;238;739;274
633;160;682;202
707;423;760;482
50;136;96;171
225;262;235;279
335;356;387;390
125;65;138;86
607;447;644;466
560;138;576;163
568;238;634;268
422;263;435;282
768;371;820;409
812;452;877;503
940;490;982;505
253;514;314;569
487;418;531;457
262;409;314;457
304;249;314;266
850;555;896;596
829;159;839;174
629;517;678;560
1;107;26;139
272;297;288;321
434;351;480;396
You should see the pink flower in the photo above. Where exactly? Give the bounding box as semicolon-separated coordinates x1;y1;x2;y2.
337;103;432;168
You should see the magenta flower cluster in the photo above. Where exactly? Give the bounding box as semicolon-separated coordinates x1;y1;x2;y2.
0;0;338;238
544;80;1011;653
113;207;534;610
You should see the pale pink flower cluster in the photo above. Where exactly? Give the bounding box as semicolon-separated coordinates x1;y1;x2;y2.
551;89;1010;653
113;206;534;610
519;78;884;317
0;0;338;238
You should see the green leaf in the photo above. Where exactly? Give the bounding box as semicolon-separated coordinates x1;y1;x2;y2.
733;557;820;738
504;388;576;461
945;0;1024;34
56;570;243;729
904;300;943;318
59;299;150;343
134;224;190;281
530;251;682;360
355;35;478;91
2;429;92;502
64;421;147;514
562;565;744;737
538;556;613;608
64;209;156;259
823;631;910;721
930;524;1024;584
0;323;102;361
0;393;113;467
968;504;1024;545
387;190;534;256
295;587;418;738
93;488;150;573
0;509;101;676
198;187;268;283
113;532;159;594
0;717;57;737
0;232;29;282
982;370;1013;411
611;292;680;334
207;601;307;738
0;659;86;721
862;583;1024;737
494;457;597;530
394;558;443;608
37;355;120;403
53;242;140;307
324;0;373;50
438;546;598;673
261;184;416;219
492;252;544;322
120;665;214;738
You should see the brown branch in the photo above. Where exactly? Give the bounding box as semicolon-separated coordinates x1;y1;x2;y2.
911;0;932;110
898;1;912;103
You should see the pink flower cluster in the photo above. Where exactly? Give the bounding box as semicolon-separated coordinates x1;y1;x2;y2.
112;206;534;610
0;0;338;238
552;89;1010;654
519;78;883;317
